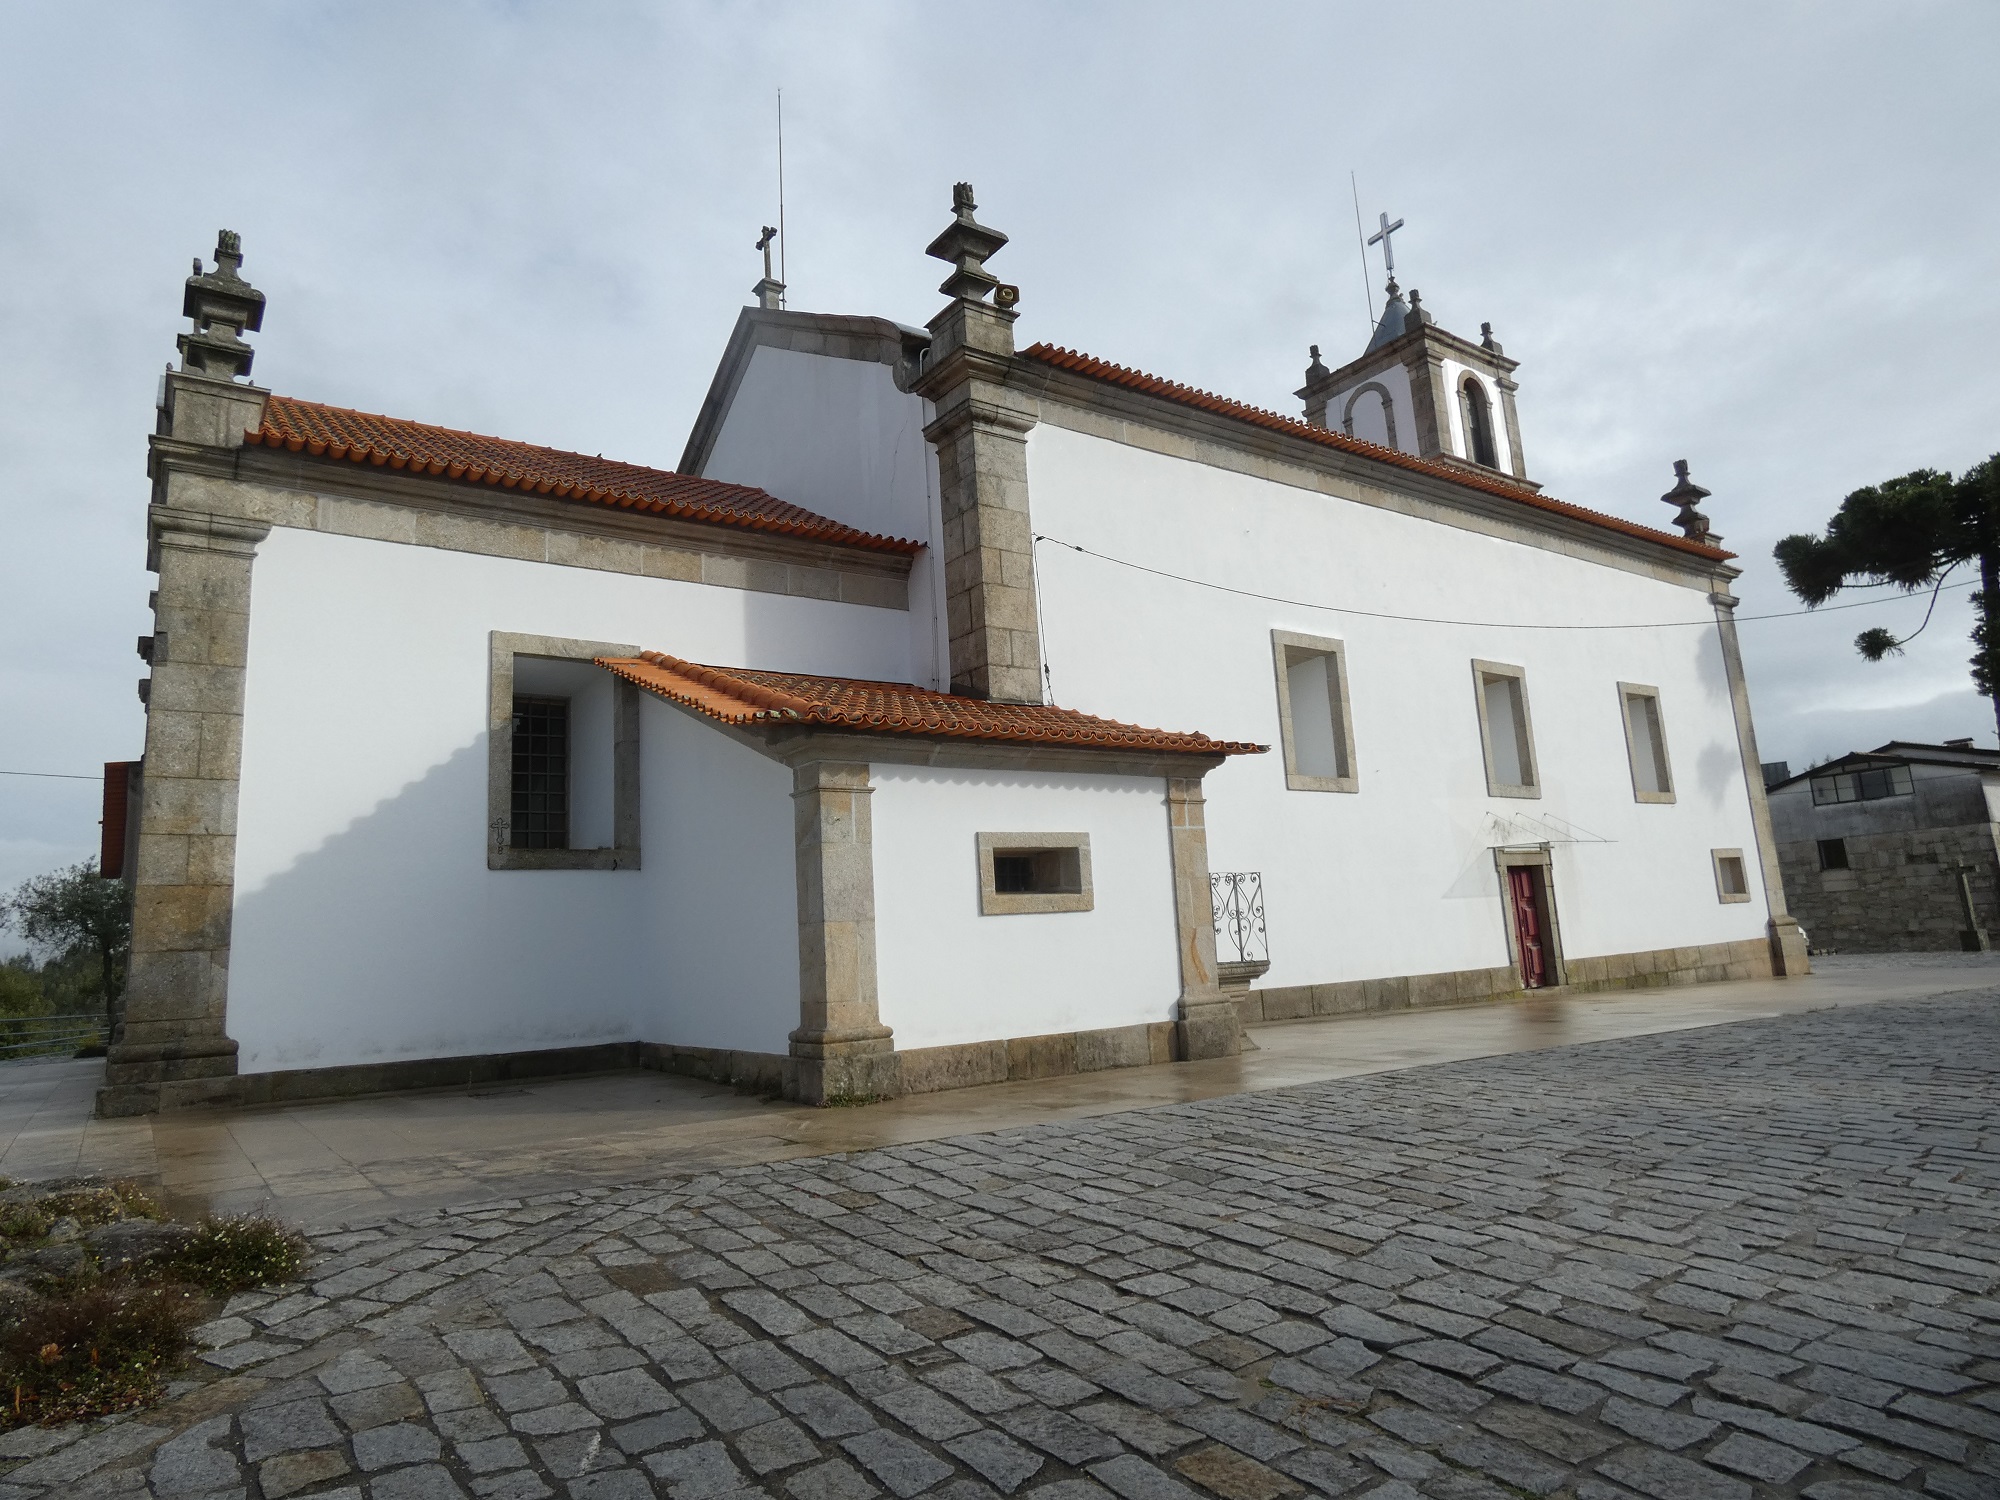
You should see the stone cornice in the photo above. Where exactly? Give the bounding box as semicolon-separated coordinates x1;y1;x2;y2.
1007;359;1738;591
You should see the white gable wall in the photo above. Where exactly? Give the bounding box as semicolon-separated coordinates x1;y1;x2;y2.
698;345;950;692
869;765;1182;1050
226;525;904;1072
1026;422;1767;992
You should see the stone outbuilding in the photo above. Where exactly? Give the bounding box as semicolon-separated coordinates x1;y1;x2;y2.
1768;739;2000;951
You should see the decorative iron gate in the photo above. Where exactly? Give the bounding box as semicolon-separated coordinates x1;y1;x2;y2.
1210;871;1268;965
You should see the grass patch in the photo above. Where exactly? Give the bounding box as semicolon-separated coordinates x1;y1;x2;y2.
0;1281;202;1426
0;1182;309;1427
155;1216;308;1296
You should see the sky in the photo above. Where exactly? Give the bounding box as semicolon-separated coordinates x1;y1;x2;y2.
1;1;1997;910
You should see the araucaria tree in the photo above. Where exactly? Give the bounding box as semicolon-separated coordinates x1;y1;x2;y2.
0;860;131;1032
1775;455;2000;740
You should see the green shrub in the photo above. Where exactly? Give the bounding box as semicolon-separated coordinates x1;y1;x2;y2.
0;1282;201;1426
156;1216;307;1294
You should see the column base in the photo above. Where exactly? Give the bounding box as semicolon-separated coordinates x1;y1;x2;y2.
1177;996;1241;1061
96;1034;240;1117
1767;916;1812;977
788;1027;899;1105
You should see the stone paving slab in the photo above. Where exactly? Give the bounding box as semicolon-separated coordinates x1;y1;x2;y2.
1;991;1995;1500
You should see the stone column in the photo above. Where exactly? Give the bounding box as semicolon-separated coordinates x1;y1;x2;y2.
909;184;1043;705
99;507;267;1115
1711;590;1811;977
788;762;898;1103
1402;347;1452;460
1167;777;1238;1060
1495;373;1528;481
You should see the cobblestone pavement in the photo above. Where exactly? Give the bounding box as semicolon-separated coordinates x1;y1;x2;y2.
2;992;1996;1500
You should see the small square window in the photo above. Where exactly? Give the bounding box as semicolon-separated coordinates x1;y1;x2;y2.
1818;837;1850;871
1271;631;1357;792
1712;848;1750;902
977;832;1093;915
1472;660;1539;798
1618;684;1675;803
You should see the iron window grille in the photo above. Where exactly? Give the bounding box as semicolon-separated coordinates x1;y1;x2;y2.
1211;871;1269;965
511;696;570;850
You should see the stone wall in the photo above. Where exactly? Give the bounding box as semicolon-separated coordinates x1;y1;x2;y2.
1240;937;1773;1027
1778;820;2000;952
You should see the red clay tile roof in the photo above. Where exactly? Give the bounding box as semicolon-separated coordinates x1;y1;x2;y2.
1020;345;1733;562
596;651;1266;756
246;395;923;556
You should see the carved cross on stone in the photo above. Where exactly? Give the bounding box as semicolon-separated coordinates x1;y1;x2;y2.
756;225;777;280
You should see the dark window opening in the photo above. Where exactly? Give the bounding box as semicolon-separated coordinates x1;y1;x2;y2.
992;847;1082;895
511;695;569;850
1810;763;1913;805
1818;837;1849;871
1462;378;1497;467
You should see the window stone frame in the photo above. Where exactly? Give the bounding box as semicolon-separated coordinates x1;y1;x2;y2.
488;630;642;871
1617;681;1677;804
1712;847;1752;903
1271;629;1359;794
1472;659;1541;800
976;831;1093;915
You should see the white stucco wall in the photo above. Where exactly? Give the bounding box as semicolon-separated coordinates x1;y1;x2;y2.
869;766;1182;1050
226;526;905;1072
638;698;799;1055
1026;422;1770;992
698;344;950;692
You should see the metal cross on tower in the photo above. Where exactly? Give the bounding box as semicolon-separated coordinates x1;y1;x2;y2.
1367;211;1406;285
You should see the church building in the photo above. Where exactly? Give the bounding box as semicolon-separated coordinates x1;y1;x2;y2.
99;189;1808;1116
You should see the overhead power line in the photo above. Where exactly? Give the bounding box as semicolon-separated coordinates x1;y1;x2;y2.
1032;535;1976;632
0;770;102;780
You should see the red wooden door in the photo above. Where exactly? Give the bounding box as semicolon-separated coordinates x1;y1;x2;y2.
1508;867;1547;988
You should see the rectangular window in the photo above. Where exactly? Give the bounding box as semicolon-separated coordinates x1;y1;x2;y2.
1271;631;1357;792
1618;684;1675;803
1810;763;1912;805
1712;848;1750;902
1818;837;1850;871
511;696;570;849
488;631;643;872
977;832;1093;915
1472;660;1539;798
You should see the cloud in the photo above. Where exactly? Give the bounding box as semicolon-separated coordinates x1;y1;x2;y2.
2;0;1996;890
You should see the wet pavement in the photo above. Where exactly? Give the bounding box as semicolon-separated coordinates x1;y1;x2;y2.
0;983;1993;1500
4;956;2000;1230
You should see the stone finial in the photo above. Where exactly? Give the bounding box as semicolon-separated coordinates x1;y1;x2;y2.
925;182;1015;308
1406;289;1433;327
753;225;785;310
1481;320;1504;354
178;230;265;381
1661;459;1720;543
1305;344;1330;384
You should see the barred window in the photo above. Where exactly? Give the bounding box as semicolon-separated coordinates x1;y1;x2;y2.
511;696;569;850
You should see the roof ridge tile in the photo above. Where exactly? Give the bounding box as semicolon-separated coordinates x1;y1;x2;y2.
599;651;1265;756
1019;343;1732;562
247;394;924;556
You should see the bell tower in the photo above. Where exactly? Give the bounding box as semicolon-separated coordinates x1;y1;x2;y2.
1297;217;1532;487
